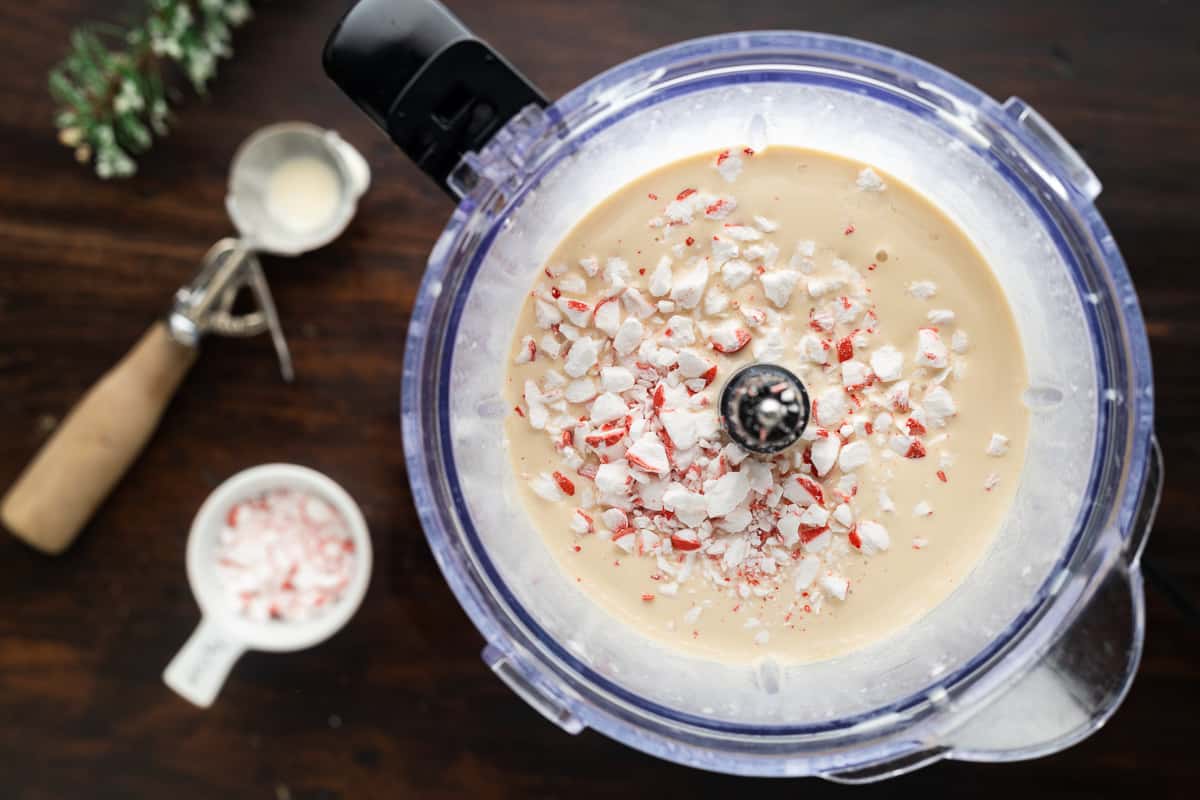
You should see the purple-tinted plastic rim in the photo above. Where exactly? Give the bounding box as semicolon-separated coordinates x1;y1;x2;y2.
401;31;1154;766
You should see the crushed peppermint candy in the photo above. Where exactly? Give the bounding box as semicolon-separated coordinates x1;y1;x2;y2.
215;489;357;623
907;280;938;300
507;146;1013;647
855;167;887;192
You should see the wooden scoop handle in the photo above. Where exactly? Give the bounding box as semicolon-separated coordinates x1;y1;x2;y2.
1;322;198;554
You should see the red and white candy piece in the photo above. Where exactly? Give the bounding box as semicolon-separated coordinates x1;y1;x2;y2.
215;489;356;623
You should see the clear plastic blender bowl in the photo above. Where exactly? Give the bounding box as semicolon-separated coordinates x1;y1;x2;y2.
326;10;1160;781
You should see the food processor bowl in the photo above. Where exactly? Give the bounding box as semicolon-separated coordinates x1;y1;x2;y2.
327;4;1159;780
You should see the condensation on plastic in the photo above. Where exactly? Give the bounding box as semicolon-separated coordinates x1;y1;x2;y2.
401;32;1157;779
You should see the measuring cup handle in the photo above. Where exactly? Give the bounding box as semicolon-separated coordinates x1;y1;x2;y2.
163;617;246;708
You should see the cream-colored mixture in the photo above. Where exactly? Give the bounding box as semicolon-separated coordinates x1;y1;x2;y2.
503;146;1028;663
265;155;340;233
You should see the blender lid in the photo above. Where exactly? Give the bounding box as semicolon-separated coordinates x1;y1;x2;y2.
324;1;1159;780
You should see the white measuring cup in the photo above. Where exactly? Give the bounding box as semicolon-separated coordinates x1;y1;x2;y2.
163;464;373;707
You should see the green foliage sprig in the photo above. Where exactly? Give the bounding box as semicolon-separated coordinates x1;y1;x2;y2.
49;0;253;179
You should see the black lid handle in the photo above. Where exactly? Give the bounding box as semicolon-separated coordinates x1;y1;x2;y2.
323;0;547;197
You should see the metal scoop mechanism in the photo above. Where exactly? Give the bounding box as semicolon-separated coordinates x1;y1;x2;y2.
167;122;372;383
168;239;294;382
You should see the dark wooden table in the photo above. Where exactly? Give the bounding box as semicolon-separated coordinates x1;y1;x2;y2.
2;1;1198;797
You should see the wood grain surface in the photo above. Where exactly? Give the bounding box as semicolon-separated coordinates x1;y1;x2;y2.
2;1;1198;797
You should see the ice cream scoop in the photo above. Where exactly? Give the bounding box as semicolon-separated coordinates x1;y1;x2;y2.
1;123;370;555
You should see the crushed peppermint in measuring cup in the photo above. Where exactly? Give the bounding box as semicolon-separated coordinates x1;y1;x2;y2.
215;488;357;622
